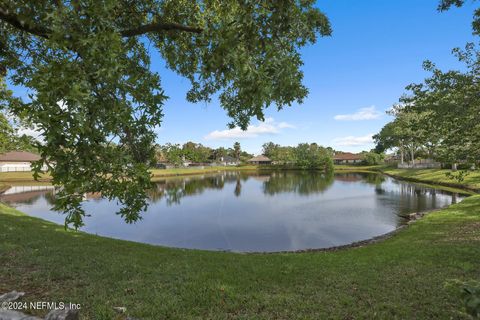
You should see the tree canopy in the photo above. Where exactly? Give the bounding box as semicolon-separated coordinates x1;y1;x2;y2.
0;1;331;227
375;1;480;174
262;141;333;171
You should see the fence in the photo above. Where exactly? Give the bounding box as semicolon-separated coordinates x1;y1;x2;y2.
397;159;441;169
0;165;32;172
0;164;48;172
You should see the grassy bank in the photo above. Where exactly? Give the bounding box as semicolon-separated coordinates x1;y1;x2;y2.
382;167;480;192
1;195;480;319
334;164;480;192
150;165;259;179
0;171;51;183
0;167;259;185
334;164;387;173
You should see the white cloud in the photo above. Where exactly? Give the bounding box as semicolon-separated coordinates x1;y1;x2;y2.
332;133;374;147
17;126;44;142
204;118;295;140
3;112;44;142
277;122;296;129
334;106;382;121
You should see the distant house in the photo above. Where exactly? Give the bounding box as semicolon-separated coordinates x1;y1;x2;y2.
0;151;43;172
248;155;272;165
333;152;363;165
218;156;239;166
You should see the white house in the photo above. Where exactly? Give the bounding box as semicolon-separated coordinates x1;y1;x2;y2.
218;156;239;166
333;152;363;165
0;151;43;172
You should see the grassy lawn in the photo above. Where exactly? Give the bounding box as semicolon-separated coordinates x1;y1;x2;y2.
381;168;480;190
0;171;51;182
334;164;387;173
1;195;480;319
0;167;260;185
334;164;480;191
150;165;259;179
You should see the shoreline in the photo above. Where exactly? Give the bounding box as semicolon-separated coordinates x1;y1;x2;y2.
0;168;471;255
1;166;476;196
380;171;480;194
1;177;479;318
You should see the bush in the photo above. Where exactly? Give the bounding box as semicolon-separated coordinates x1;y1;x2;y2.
362;152;384;165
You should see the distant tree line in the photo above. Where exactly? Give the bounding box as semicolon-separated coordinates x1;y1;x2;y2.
374;47;480;173
262;142;334;171
156;141;252;167
0;112;38;153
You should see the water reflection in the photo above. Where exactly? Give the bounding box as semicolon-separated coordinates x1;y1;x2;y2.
263;171;334;195
0;172;466;252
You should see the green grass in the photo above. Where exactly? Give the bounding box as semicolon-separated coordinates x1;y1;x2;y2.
334;164;480;191
0;171;51;182
1;196;480;319
150;165;259;179
381;168;480;190
334;164;387;173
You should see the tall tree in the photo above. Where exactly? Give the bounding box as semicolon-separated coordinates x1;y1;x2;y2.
233;142;241;161
262;142;280;158
400;57;480;169
160;143;183;167
0;1;331;227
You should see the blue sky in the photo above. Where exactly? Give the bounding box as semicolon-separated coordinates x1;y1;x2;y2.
153;0;476;154
10;0;478;154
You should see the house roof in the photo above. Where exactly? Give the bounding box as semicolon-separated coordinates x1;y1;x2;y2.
248;155;271;162
333;152;363;161
0;151;41;162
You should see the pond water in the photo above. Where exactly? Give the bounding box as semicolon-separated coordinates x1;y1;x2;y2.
0;171;466;252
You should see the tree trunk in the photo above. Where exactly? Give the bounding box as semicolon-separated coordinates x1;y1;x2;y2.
400;146;404;164
452;163;457;171
410;147;415;166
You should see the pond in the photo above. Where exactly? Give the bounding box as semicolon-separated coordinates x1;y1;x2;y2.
0;171;466;252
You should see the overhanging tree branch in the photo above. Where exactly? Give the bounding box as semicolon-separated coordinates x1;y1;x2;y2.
120;22;203;36
0;6;202;39
0;7;50;39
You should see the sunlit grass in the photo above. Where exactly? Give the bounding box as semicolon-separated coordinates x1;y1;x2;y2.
0;171;51;182
150;165;259;179
1;195;479;319
382;168;480;190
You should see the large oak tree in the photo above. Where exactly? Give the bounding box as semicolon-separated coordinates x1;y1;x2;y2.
0;0;331;227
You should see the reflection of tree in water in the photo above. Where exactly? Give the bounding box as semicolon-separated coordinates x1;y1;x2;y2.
0;193;42;205
148;174;238;205
0;189;56;206
375;178;461;216
335;172;386;186
44;191;57;205
362;173;386;185
234;178;242;197
263;171;334;196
